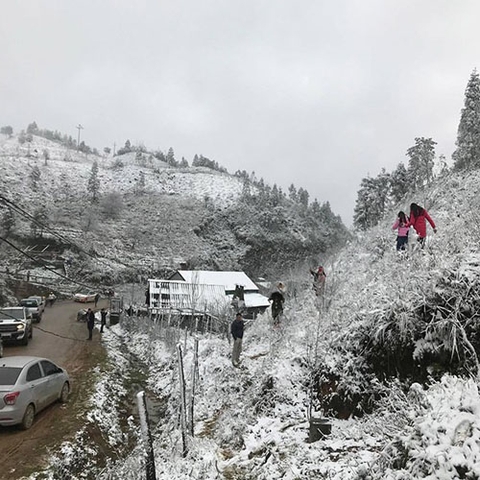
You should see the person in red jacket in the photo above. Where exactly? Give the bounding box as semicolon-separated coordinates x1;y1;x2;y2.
409;203;437;248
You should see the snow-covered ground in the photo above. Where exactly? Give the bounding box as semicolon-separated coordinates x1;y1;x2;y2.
7;133;480;478
0;134;244;208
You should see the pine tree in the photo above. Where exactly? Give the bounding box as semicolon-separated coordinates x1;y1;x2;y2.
406;137;436;188
353;170;390;230
166;147;177;167
390;163;409;204
29;165;41;191
288;184;297;202
87;160;100;203
453;69;480;170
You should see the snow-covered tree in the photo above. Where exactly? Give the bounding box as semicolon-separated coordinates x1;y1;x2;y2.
297;187;309;207
406;137;436;188
166;147;177;167
453;69;480;170
87;160;100;203
26;121;38;134
0;125;13;137
29;165;41;191
390;162;409;204
353;170;390;230
288;184;298;202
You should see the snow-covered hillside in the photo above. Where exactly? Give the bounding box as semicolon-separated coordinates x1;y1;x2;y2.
0;134;247;279
0;134;244;206
28;166;480;479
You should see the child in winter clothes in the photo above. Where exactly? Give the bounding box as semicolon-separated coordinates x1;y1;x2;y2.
409;203;437;248
392;211;410;251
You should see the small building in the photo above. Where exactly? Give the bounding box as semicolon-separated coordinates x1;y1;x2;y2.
147;270;270;320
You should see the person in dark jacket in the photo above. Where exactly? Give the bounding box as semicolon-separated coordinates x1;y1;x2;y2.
100;308;107;333
94;293;100;308
269;282;285;325
87;308;95;340
230;313;244;367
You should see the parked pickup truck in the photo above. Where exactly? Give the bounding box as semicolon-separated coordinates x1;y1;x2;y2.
0;306;33;345
19;297;43;323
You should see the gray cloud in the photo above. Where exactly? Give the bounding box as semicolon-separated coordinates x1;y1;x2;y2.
2;0;480;224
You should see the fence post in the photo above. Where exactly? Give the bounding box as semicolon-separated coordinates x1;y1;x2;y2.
176;344;188;457
136;391;157;480
188;337;199;436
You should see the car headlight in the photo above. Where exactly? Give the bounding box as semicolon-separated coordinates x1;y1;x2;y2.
17;324;25;331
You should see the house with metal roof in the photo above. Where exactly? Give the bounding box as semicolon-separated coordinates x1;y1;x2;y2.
147;270;269;319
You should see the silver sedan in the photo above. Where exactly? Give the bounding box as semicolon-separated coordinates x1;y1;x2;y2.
0;356;70;429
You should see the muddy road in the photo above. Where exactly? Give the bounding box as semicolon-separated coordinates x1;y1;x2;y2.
0;299;108;480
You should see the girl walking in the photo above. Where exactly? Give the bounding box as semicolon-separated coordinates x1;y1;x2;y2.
392;211;410;251
409;203;437;248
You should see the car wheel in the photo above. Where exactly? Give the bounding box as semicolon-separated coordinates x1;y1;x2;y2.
21;404;35;430
30;326;33;338
21;333;29;346
59;382;70;403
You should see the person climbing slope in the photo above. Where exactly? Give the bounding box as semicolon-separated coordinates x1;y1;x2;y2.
392;211;410;251
269;282;286;326
409;203;437;248
310;265;326;296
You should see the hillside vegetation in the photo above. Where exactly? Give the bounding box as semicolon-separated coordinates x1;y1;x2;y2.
0;132;349;288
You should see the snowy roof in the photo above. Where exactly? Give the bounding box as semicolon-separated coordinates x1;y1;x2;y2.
172;270;260;292
232;292;270;308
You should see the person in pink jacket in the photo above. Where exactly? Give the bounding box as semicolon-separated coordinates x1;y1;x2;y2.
409;203;437;248
392;211;410;251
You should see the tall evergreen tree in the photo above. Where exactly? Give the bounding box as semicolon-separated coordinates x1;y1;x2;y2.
353;170;390;230
453;69;480;170
297;187;309;207
87;160;100;203
288;184;297;202
406;137;436;188
29;165;41;191
390;162;409;204
166;147;177;167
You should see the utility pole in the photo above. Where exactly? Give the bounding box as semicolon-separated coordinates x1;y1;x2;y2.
76;124;84;151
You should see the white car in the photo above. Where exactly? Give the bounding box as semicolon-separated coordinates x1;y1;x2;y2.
0;356;70;429
73;292;98;303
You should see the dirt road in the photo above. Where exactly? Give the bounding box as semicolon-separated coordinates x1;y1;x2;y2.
0;299;108;480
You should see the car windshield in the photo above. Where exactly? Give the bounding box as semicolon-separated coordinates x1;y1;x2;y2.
0;309;24;320
0;367;22;385
20;300;38;307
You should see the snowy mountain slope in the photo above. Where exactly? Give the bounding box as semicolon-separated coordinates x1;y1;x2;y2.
22;161;480;479
0;133;345;284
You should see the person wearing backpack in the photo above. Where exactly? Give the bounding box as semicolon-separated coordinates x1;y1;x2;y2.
409;203;437;248
392;211;410;251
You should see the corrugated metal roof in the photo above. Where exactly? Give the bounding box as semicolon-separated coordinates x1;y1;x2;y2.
174;270;259;292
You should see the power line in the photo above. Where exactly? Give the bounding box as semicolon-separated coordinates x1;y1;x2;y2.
0;194;128;270
0;236;96;291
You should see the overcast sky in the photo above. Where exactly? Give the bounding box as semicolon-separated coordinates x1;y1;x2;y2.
1;1;479;225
